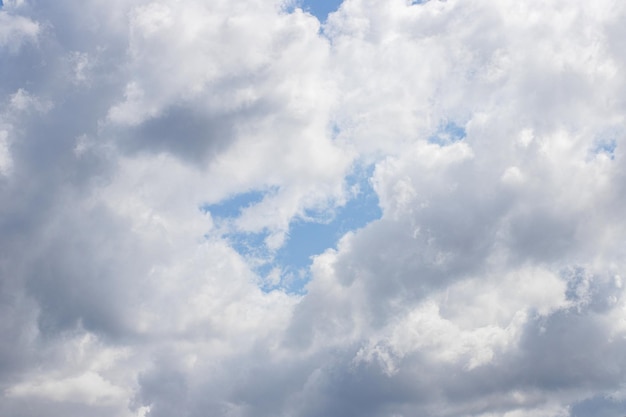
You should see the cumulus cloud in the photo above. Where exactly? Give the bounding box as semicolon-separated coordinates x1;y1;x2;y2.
2;0;626;416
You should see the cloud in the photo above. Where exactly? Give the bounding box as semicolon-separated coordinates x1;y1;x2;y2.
0;9;39;52
2;0;626;416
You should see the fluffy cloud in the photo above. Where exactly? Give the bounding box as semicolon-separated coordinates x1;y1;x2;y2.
2;0;626;416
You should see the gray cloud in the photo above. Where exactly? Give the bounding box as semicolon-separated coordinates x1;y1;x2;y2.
2;1;626;417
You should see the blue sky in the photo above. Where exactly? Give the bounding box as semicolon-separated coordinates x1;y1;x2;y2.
428;121;467;146
594;139;617;159
202;165;381;293
300;0;343;21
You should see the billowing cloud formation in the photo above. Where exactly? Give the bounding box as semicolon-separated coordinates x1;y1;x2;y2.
2;0;626;416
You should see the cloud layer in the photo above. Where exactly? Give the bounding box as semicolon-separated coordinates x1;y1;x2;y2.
2;0;626;416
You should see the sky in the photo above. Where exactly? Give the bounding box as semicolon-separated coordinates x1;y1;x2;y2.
1;1;626;417
300;0;343;22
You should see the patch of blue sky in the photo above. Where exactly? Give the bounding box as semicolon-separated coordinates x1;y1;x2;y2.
204;165;382;294
428;121;467;146
589;125;621;160
592;138;617;160
200;190;267;219
271;164;381;293
299;0;343;22
228;230;270;259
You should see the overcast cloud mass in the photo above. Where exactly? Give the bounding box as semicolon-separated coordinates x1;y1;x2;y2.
2;0;626;416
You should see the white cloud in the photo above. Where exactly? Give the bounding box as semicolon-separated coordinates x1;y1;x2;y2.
0;10;39;52
7;372;126;405
9;88;52;112
0;130;12;176
2;0;626;416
